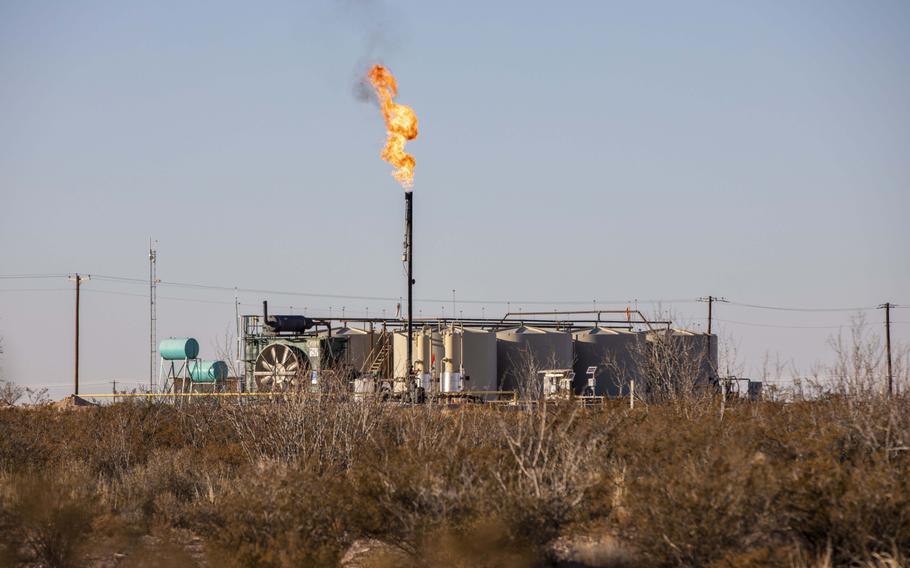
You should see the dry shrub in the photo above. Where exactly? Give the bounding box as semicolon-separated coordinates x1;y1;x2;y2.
203;464;379;567
613;398;910;567
224;394;387;471
0;391;907;566
772;398;910;563
0;469;98;567
617;405;780;565
101;446;224;528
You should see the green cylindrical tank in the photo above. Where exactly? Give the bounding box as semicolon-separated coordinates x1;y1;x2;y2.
189;360;228;382
159;338;200;360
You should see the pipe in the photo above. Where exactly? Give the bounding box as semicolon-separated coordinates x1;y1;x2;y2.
405;190;414;384
498;309;664;332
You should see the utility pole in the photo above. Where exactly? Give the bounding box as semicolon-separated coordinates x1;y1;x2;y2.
698;295;727;392
879;302;893;397
697;295;727;336
149;239;158;393
68;274;90;396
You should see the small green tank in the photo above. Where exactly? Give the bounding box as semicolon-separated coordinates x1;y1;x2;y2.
159;338;200;360
189;360;228;382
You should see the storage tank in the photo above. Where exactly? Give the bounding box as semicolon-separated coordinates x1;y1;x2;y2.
392;328;443;392
572;327;642;397
159;338;199;360
427;330;444;392
441;327;497;396
392;330;409;390
496;326;573;397
643;329;718;390
189;360;229;382
331;326;374;371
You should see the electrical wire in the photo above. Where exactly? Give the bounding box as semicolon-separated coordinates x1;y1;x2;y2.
0;288;70;292
20;273;698;306
0;274;67;280
726;300;878;313
1;273;906;314
712;318;910;330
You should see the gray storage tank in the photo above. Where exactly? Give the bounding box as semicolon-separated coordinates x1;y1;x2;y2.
441;327;497;396
496;326;573;398
643;328;718;391
572;327;642;397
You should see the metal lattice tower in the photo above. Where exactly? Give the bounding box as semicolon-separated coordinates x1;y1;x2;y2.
149;239;158;392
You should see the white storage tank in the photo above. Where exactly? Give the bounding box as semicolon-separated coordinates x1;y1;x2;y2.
496;326;573;397
392;331;410;390
428;329;444;392
572;327;642;397
392;328;443;392
441;327;497;396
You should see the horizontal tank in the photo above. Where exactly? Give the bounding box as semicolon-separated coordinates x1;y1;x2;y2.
159;338;199;360
496;326;573;398
441;327;497;397
265;315;314;334
189;360;229;382
572;327;642;397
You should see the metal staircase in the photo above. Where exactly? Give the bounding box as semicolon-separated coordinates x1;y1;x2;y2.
362;332;391;377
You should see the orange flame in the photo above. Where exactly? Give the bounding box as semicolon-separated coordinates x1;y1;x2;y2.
367;65;418;188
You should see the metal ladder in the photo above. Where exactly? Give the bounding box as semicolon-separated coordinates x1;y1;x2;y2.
363;333;390;376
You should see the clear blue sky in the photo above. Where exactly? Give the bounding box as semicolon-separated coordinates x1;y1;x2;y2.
1;1;908;396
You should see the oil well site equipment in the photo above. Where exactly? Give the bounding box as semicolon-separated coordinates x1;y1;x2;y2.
236;304;718;403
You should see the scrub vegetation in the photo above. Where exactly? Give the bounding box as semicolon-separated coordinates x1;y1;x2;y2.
0;395;908;567
0;323;907;567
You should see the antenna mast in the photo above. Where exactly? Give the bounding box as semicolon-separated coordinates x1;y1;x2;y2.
149;239;158;393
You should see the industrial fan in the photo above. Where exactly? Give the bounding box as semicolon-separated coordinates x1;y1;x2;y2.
253;343;309;391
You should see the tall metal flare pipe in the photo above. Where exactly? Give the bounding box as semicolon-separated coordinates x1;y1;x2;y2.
405;190;414;385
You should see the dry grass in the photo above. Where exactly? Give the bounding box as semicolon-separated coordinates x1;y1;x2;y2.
0;393;908;567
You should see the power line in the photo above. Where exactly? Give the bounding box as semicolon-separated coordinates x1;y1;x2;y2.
0;288;71;292
712;317;910;330
7;285;907;328
0;274;67;280
2;273;906;313
41;274;701;306
726;300;878;313
4;285;910;329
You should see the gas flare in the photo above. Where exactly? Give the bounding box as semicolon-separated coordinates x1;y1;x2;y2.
367;65;418;188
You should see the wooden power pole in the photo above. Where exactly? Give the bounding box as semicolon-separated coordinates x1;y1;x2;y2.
697;295;727;336
698;295;727;394
880;302;893;397
68;274;89;396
